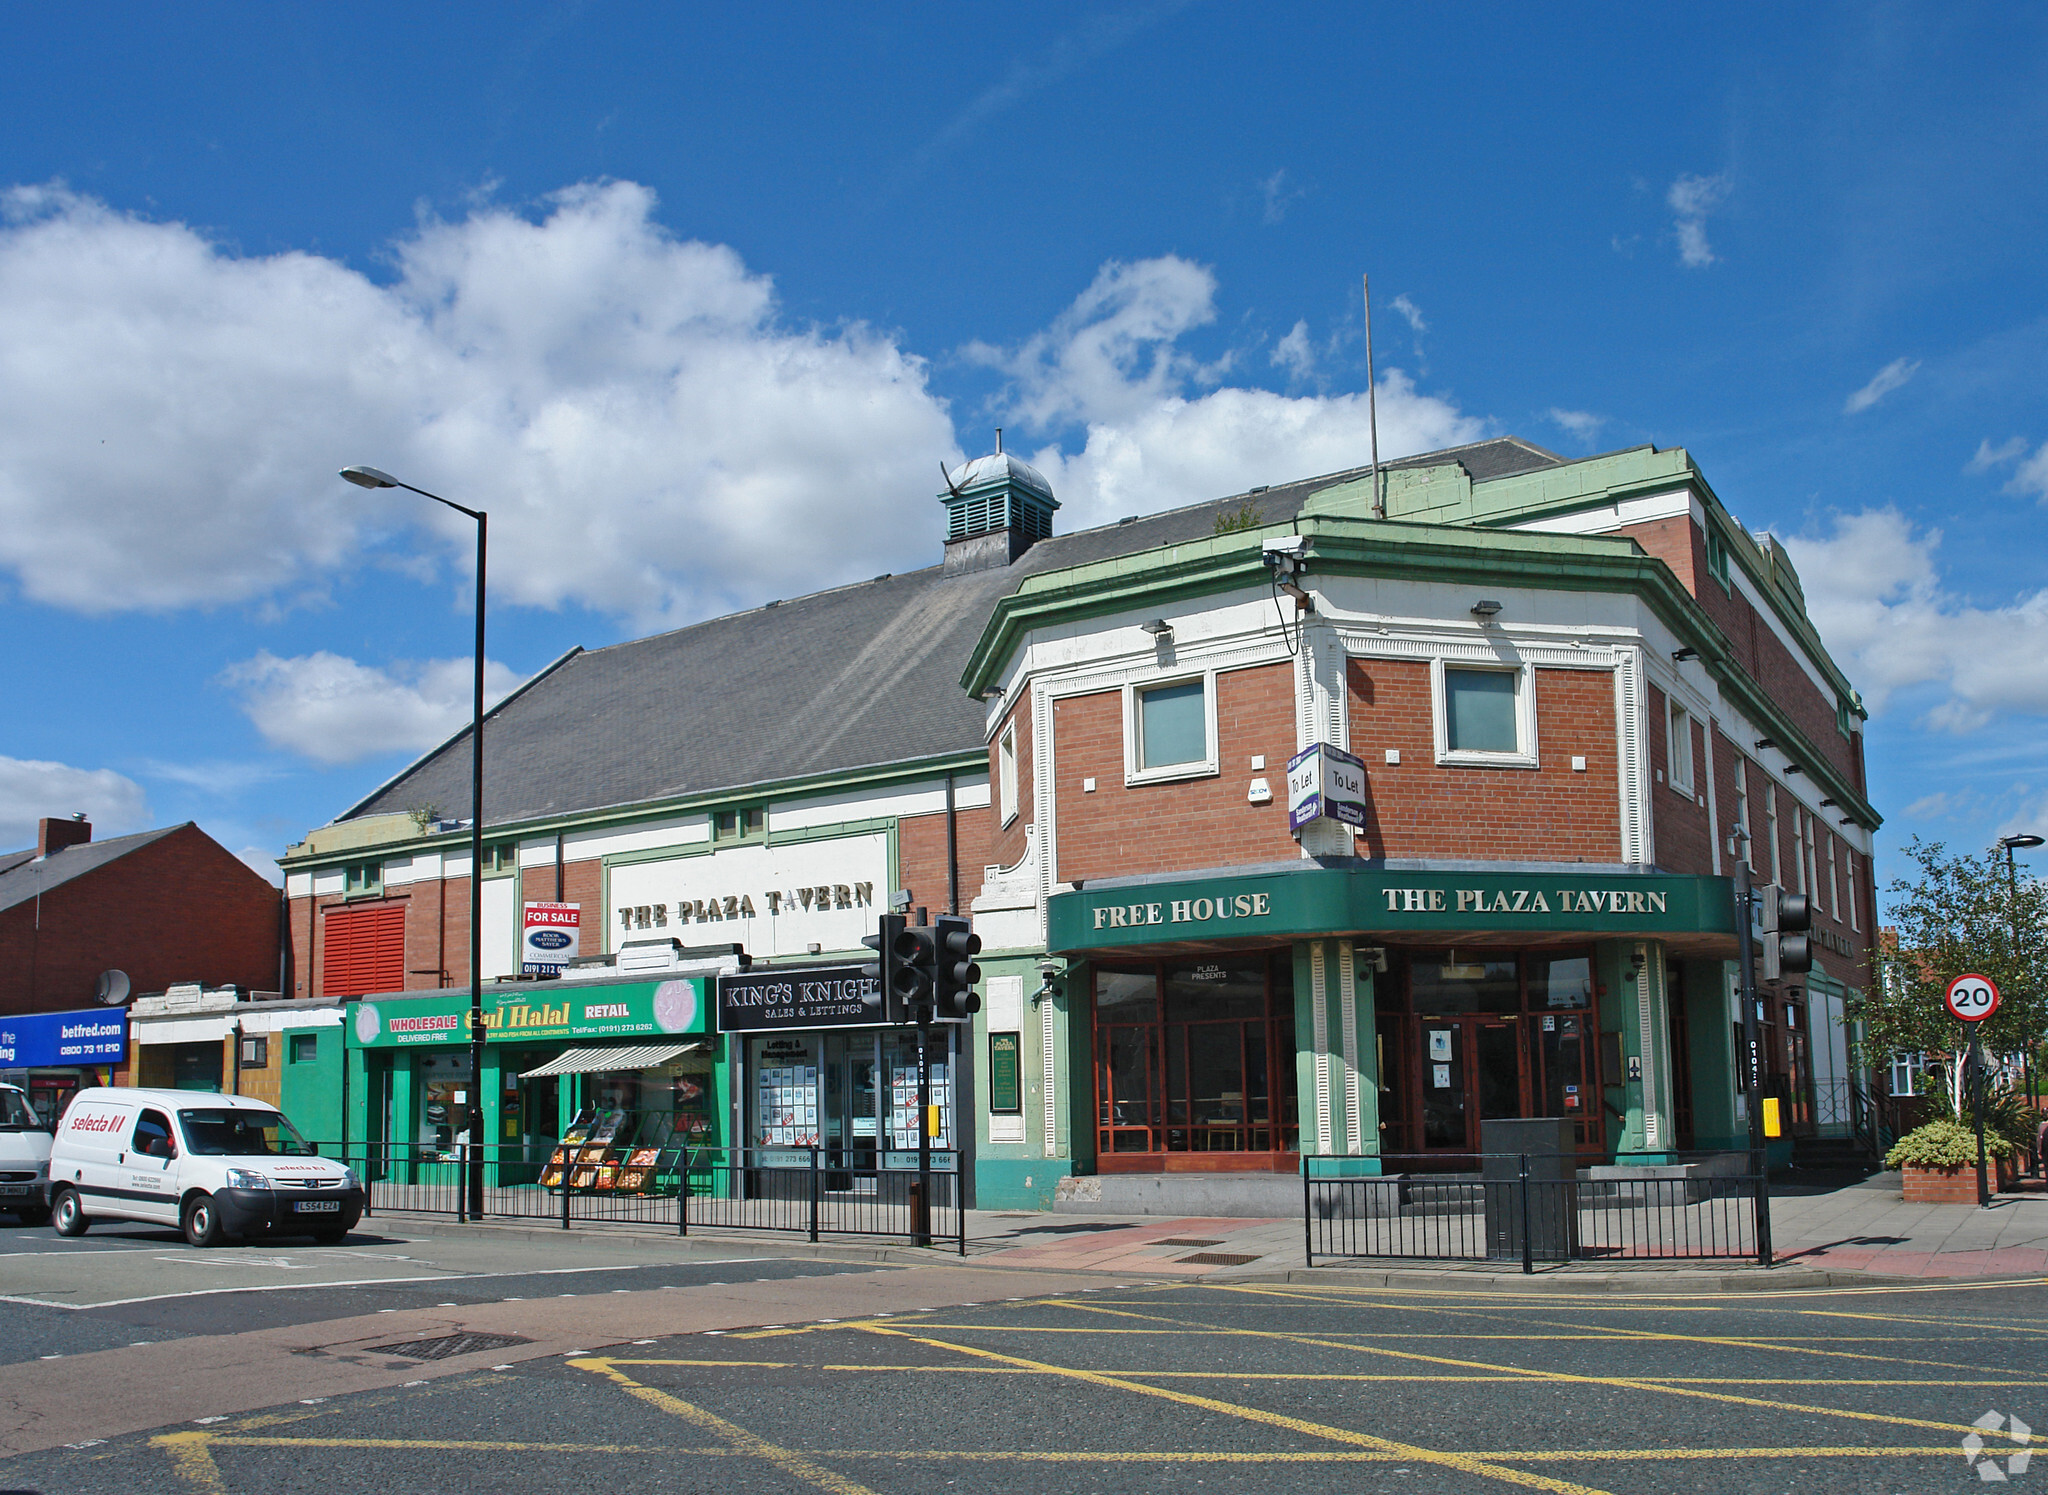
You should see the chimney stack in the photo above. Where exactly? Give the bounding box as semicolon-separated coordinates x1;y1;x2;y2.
38;816;91;857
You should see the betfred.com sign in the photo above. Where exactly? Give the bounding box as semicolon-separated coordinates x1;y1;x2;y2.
522;901;581;975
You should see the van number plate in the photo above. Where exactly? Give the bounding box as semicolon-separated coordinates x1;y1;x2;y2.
293;1200;342;1213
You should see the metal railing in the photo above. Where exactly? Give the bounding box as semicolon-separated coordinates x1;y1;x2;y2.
307;1141;965;1253
1303;1152;1769;1272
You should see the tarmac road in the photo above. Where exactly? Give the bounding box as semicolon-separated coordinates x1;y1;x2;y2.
3;1263;2045;1494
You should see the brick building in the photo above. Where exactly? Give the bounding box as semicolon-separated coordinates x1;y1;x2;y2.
961;441;1875;1209
282;437;1876;1212
0;817;282;1119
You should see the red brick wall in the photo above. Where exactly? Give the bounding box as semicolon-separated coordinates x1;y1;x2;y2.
1052;663;1300;884
0;824;280;1014
1349;660;1622;862
1637;515;1861;789
898;805;994;917
987;701;1033;872
1648;684;1714;875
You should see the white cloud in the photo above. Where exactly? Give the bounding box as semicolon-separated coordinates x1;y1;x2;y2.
1667;173;1730;268
1786;508;2048;730
0;756;151;852
1270;319;1315;379
1843;356;1921;414
0;181;959;628
1260;169;1307;225
1966;436;2028;472
222;650;527;765
2012;444;2048;501
1389;294;1428;335
972;256;1484;531
1547;408;1604;443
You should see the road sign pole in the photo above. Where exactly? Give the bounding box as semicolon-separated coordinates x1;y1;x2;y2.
1733;861;1773;1264
1973;1033;1991;1208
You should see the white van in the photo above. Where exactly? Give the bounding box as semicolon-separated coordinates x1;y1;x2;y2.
0;1082;53;1226
46;1087;364;1247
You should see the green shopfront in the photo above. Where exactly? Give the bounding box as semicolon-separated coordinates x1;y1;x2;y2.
343;976;723;1186
1047;865;1743;1174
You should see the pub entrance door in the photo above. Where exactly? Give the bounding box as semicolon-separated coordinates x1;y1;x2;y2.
1415;1013;1523;1152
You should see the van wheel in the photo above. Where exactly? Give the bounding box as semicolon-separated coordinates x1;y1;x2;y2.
182;1193;225;1248
52;1189;89;1237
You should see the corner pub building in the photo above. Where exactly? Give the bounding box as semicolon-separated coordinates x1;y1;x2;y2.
282;434;1875;1214
962;438;1876;1207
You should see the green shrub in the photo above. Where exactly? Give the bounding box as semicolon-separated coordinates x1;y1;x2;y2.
1979;1086;2042;1154
1884;1117;2014;1171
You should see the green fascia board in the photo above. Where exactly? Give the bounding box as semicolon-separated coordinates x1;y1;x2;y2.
1048;865;1736;954
962;509;1880;829
287;748;989;873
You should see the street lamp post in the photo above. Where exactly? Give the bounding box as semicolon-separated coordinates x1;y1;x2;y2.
340;465;489;1221
2000;833;2044;1180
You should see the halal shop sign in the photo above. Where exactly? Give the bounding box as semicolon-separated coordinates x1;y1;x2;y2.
1946;973;2001;1023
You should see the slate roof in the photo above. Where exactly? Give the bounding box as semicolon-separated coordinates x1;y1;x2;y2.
341;437;1565;833
0;825;187;915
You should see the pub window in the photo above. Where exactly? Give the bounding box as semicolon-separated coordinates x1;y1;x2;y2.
998;723;1019;827
1764;786;1782;887
1126;673;1217;783
343;860;382;896
239;1035;268;1069
290;1033;319;1065
1845;849;1861;932
1705;526;1731;591
1732;760;1753;868
1667;701;1694;794
1836;697;1853;738
714;806;766;843
1433;661;1537;767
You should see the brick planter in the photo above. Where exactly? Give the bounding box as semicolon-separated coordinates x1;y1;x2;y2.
1901;1163;1981;1204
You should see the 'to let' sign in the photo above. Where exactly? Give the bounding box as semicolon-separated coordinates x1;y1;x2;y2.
1945;973;2001;1023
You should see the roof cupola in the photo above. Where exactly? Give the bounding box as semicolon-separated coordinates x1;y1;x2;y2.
939;434;1059;573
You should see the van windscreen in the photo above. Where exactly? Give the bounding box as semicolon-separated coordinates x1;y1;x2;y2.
0;1091;36;1130
177;1109;314;1157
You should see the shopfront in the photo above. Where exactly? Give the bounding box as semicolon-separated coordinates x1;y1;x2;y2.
717;964;966;1192
345;975;721;1187
0;1007;128;1124
1049;865;1740;1170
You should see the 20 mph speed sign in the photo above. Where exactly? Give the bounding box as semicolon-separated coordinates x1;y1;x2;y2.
1946;973;2001;1023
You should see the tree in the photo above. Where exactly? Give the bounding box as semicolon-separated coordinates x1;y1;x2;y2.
1852;837;2048;1114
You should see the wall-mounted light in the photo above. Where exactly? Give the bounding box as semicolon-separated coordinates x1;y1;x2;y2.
1471;599;1502;618
1140;619;1173;638
1754;738;1776;751
1819;797;1836;808
1671;646;1698;662
1783;764;1803;776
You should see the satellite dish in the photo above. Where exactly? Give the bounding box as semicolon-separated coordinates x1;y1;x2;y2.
95;970;131;1006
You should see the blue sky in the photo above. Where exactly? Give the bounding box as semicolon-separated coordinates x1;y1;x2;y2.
3;3;2046;892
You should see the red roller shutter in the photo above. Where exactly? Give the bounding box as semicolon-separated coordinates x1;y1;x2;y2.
323;902;406;996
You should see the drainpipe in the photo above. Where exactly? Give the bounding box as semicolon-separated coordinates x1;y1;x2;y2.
555;831;565;902
945;772;959;915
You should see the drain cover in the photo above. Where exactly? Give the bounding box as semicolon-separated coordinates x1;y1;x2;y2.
1155;1237;1224;1247
369;1331;532;1362
1176;1252;1260;1266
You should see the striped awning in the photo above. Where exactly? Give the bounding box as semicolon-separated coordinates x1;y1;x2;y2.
518;1042;704;1079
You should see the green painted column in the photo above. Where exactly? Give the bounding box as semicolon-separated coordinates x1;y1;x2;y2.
1293;939;1380;1173
1682;959;1742;1151
1597;939;1676;1161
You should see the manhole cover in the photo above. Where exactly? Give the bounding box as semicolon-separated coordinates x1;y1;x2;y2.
369;1331;532;1362
1177;1252;1260;1266
1155;1237;1224;1247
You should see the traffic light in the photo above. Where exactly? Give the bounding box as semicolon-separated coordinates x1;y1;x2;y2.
1756;885;1814;980
933;913;983;1021
1775;891;1813;975
860;914;934;1025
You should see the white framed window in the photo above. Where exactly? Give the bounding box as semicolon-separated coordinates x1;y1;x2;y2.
1846;849;1860;932
1123;671;1219;785
1803;812;1819;905
1827;836;1841;921
1764;785;1781;887
1792;808;1809;895
998;723;1019;828
1888;1051;1925;1098
1431;660;1539;768
1732;759;1752;869
1666;700;1694;794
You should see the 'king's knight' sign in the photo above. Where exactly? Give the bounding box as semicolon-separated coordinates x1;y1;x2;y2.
1287;742;1367;832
